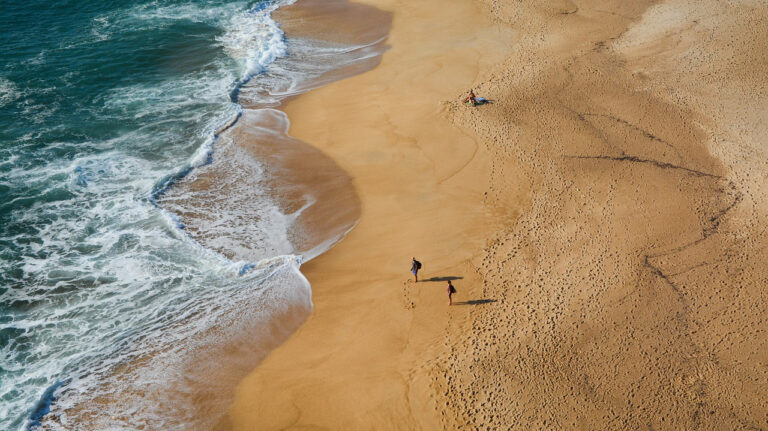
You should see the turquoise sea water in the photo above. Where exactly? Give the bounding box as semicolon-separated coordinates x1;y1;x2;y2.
0;0;325;428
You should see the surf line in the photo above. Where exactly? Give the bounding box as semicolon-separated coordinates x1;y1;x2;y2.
149;0;288;240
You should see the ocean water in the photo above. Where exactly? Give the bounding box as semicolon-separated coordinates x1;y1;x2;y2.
0;0;386;429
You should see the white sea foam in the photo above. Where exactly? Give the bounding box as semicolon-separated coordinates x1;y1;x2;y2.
159;131;297;261
127;1;250;25
218;2;294;81
237;32;389;107
90;16;111;42
38;255;312;431
2;141;309;428
0;77;20;107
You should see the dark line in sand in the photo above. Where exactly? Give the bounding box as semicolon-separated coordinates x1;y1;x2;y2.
564;154;719;178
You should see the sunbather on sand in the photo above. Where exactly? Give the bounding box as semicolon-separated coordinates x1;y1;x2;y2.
463;89;477;106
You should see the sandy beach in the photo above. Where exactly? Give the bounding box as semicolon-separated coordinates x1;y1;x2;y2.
222;0;768;429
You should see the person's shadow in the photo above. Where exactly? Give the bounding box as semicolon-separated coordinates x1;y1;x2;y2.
474;98;494;106
422;276;463;282
452;299;497;306
420;276;496;305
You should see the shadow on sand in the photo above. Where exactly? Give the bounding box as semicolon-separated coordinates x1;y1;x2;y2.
452;299;497;306
466;98;495;107
422;276;464;282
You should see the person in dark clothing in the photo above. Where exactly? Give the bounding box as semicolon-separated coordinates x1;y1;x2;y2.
411;257;422;282
447;280;456;305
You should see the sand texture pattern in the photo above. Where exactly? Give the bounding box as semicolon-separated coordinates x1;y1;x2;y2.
225;0;768;429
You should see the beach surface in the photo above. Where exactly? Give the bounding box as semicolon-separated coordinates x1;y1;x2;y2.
224;0;768;429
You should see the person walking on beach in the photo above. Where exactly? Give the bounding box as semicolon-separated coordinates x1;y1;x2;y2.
447;280;456;306
411;257;422;282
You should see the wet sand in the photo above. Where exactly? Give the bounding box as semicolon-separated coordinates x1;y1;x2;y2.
224;0;768;429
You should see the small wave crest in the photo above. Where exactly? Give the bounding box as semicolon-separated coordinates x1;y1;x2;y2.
0;77;21;107
218;1;295;82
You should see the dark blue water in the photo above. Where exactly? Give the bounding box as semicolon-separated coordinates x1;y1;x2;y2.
0;1;314;429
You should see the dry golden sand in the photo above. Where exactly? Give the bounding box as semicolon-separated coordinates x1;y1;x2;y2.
224;0;768;429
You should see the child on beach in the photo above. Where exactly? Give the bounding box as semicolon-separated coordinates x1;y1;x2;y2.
447;280;456;305
411;257;422;282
